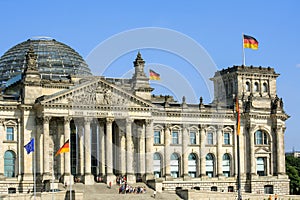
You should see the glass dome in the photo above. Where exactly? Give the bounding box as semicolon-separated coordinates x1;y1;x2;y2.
0;37;92;85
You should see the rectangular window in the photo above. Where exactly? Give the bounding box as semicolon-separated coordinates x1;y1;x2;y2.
257;157;266;176
154;131;161;144
172;131;179;144
207;133;213;145
190;132;196;144
224;133;230;145
6;127;14;141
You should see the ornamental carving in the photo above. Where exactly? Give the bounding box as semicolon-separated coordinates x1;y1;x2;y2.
71;84;128;106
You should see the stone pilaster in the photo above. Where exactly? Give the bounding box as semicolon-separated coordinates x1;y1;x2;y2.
164;124;171;179
17;118;24;181
200;125;206;177
126;118;136;183
0;119;4;178
84;117;94;185
145;119;154;180
182;125;190;180
276;126;285;175
217;125;223;177
249;125;256;176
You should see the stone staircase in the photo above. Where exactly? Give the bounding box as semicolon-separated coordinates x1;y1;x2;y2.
60;182;183;200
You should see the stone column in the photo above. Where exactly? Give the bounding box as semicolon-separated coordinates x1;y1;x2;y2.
106;117;115;184
84;117;94;185
126;118;136;183
200;125;206;177
164;124;171;179
63;117;73;185
217;125;223;177
182;125;190;179
276;126;285;175
98;119;105;176
145;119;154;180
76;120;84;177
43;116;51;179
120;130;126;175
138;121;146;178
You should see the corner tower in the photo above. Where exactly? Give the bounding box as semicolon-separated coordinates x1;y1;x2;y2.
131;52;153;100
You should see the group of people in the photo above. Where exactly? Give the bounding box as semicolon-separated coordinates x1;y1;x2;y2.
116;175;146;194
118;184;146;194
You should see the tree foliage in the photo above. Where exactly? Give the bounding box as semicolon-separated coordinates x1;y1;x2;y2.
286;155;300;194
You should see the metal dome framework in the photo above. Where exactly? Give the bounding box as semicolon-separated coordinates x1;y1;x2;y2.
0;38;92;85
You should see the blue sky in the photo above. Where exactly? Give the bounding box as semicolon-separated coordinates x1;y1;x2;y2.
0;1;299;151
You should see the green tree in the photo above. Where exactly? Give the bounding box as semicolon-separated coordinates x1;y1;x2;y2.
286;155;300;194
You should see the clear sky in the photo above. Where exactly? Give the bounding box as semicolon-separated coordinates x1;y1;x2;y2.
0;1;299;151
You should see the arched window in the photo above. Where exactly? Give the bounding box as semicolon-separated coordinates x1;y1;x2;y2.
4;151;16;177
255;130;268;145
263;83;268;93
153;153;162;178
188;153;197;178
170;153;180;178
246;82;251;92
222;153;231;177
206;153;215;177
254;82;259;92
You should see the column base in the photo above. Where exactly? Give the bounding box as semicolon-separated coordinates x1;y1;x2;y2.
126;174;136;184
84;174;94;185
105;174;116;186
183;174;192;181
165;174;173;181
42;172;52;181
144;173;154;181
63;174;74;186
17;174;23;181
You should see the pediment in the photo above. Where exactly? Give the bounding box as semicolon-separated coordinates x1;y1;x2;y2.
39;78;153;108
255;146;270;154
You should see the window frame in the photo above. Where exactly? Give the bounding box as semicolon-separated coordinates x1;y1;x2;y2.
189;131;196;145
172;131;179;144
6;127;14;141
154;130;161;144
224;132;230;145
207;132;213;145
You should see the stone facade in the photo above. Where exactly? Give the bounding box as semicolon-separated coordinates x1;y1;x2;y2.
0;40;290;195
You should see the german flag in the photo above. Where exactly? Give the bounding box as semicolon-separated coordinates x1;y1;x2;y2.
149;69;160;80
243;34;258;50
236;96;240;135
55;139;70;156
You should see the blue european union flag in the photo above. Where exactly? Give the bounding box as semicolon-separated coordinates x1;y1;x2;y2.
24;138;34;154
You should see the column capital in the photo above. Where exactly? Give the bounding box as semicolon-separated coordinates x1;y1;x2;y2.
84;117;93;125
145;119;153;127
64;116;72;124
125;117;133;124
199;124;207;130
217;125;223;130
106;117;114;124
164;123;171;130
43;116;51;124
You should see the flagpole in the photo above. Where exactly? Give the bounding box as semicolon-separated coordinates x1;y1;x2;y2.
52;150;54;200
70;136;72;200
236;96;242;200
34;137;36;200
242;33;245;66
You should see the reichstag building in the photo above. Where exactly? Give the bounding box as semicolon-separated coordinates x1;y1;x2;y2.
0;38;289;194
